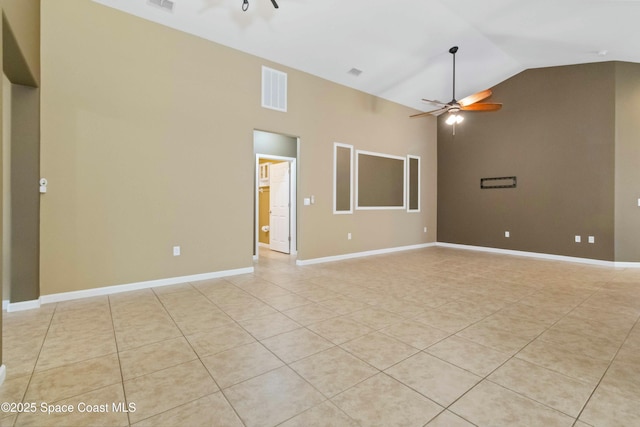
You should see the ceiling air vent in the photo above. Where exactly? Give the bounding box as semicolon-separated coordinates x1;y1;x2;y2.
148;0;174;12
261;66;288;112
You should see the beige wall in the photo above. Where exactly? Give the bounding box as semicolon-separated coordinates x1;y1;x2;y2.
614;62;640;262
438;62;616;261
40;0;437;295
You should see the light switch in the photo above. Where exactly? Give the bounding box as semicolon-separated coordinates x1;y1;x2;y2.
588;236;595;244
575;235;581;243
304;198;311;206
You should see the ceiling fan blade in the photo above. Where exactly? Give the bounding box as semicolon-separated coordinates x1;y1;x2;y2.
410;107;449;118
460;103;502;112
421;98;447;106
270;0;279;8
458;89;492;107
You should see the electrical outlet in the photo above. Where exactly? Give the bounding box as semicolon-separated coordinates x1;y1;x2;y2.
575;236;581;243
504;231;510;238
588;236;595;244
173;246;181;256
424;227;427;233
347;233;352;240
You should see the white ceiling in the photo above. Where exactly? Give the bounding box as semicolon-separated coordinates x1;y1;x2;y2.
94;0;640;112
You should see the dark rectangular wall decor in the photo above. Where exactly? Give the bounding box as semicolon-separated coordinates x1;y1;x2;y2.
334;142;353;214
356;150;406;209
480;176;517;189
407;155;420;212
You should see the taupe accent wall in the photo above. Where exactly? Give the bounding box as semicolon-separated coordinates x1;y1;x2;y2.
2;75;10;304
614;62;640;262
357;152;405;208
1;0;41;367
334;145;352;213
40;0;437;295
10;83;40;302
1;5;4;364
2;0;39;86
438;62;622;261
408;156;420;211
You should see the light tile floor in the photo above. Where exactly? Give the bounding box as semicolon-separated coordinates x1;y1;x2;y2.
2;247;640;426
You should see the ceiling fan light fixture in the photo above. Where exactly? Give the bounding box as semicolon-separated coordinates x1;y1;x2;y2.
445;113;463;125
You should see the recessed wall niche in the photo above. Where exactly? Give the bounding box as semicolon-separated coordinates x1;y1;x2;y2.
333;143;353;214
356;150;406;210
407;155;421;212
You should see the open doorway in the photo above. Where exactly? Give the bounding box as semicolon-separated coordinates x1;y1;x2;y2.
253;130;298;260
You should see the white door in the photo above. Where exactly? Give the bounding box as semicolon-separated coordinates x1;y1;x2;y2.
269;162;291;253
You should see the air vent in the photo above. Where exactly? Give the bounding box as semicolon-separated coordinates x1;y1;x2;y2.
148;0;174;12
261;66;288;112
348;68;363;77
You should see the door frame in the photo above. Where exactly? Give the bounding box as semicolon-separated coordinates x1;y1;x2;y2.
255;153;297;260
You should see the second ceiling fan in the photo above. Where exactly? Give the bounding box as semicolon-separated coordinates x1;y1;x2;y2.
411;46;502;124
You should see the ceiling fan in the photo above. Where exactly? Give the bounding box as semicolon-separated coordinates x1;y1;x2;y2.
411;46;502;124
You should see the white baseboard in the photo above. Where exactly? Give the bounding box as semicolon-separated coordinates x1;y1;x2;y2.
296;242;436;266
40;266;254;305
36;266;254;306
7;299;41;312
435;242;640;268
2;299;8;310
0;365;5;387
611;261;640;268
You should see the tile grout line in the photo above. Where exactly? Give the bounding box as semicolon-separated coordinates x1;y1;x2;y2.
194;271;397;426
107;295;131;427
570;311;640;427
417;281;602;424
16;303;58;426
150;283;249;427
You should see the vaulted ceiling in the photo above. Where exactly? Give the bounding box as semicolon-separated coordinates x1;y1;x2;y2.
94;0;640;113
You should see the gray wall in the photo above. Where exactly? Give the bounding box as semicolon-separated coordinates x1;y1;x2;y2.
438;62;617;261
